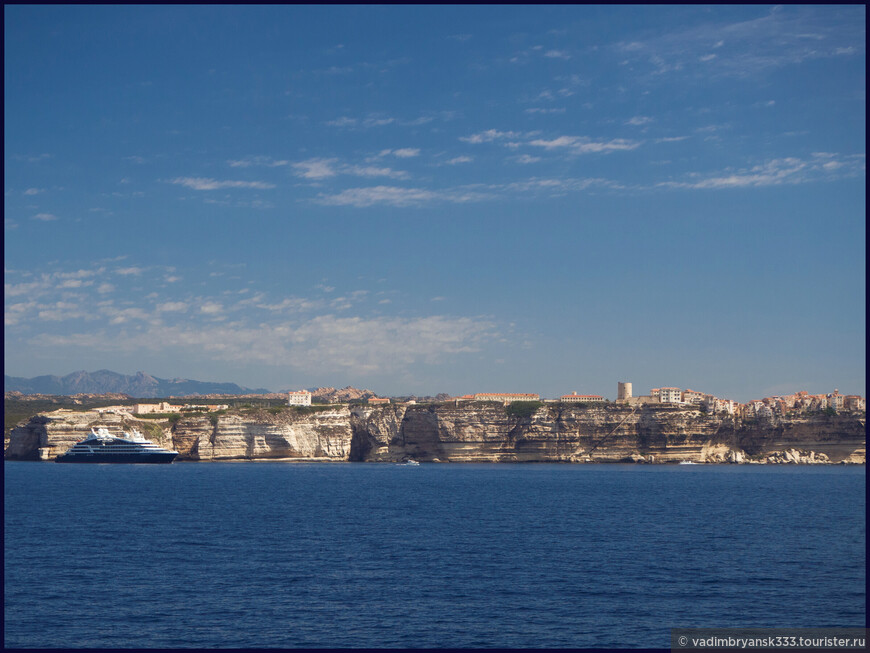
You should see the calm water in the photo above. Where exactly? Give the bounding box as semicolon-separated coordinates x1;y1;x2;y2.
4;462;865;648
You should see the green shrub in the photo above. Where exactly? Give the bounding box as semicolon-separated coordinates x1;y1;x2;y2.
505;401;543;419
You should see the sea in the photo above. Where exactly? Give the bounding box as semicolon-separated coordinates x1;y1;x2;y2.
3;461;865;649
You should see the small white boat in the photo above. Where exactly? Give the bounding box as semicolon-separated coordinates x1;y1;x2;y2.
402;459;420;466
679;460;699;465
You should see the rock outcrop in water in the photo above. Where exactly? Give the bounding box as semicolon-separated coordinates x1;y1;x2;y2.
5;403;865;464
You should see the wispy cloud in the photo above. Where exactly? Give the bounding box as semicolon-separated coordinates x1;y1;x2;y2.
314;185;492;208
24;286;501;376
31;213;58;221
293;158;409;180
292;159;338;179
626;116;654;126
228;156;289;168
460;129;524;144
325;114;397;128
116;266;144;276
343;165;409;180
157;301;188;313
325;117;357;127
656;153;865;190
200;302;224;315
528;136;641;154
380;148;420;158
525;107;566;114
168;177;276;190
614;6;864;80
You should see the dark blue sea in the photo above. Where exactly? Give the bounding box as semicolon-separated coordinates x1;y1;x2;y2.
4;462;865;649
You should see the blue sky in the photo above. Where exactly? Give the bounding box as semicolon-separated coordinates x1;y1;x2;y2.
4;5;865;401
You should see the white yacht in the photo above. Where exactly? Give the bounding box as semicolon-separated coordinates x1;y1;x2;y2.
55;427;178;464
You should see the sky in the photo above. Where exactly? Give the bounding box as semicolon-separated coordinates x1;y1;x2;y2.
4;5;865;402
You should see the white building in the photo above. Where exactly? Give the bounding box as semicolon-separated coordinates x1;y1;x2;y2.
845;396;865;411
658;387;682;404
560;393;605;403
134;401;180;414
287;390;312;406
473;393;540;403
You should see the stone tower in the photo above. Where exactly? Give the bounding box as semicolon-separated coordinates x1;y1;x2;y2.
617;382;632;402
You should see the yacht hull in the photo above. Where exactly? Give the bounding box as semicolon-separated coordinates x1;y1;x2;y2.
55;452;178;463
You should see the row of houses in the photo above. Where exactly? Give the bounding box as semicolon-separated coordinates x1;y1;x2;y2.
620;382;864;416
742;390;865;417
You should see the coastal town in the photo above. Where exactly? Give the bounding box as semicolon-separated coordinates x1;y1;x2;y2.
5;381;864;423
282;382;866;417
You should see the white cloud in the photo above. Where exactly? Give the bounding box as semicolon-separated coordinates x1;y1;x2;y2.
614;7;864;79
292;159;338;179
24;188;44;195
460;129;522;144
325;117;357;127
106;307;151;325
157;301;188;312
391;148;420;158
445;156;473;165
32;213;58;221
200;302;224;315
525;107;566;114
543;50;571;59
363;116;395;127
168;177;276;190
57;279;89;289
314;185;491;208
528;136;641;154
344;165;409;180
116;267;143;276
655;136;690;143
293;158;408;180
626;116;654;126
228;156;289;168
255;297;322;312
38;301;88;322
656;154;865;190
5;301;36;326
29;314;500;377
513;155;541;164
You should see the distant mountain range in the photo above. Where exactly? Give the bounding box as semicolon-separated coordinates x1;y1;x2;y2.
4;370;271;398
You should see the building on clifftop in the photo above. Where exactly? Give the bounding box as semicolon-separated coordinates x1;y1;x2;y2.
287;390;312;406
560;392;605;403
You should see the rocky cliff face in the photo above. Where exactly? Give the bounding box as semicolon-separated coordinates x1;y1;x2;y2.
5;403;865;464
174;408;353;460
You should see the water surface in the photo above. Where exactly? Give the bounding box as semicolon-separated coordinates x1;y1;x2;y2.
4;462;865;648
